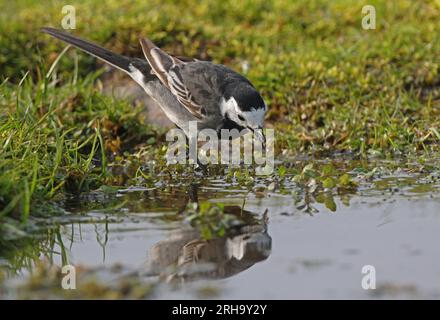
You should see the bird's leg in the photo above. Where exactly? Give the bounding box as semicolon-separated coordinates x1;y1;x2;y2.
177;182;199;215
188;183;199;203
185;135;190;162
185;135;208;174
196;159;208;175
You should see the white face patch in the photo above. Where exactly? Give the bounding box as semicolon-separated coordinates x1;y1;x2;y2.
220;96;240;117
220;96;266;128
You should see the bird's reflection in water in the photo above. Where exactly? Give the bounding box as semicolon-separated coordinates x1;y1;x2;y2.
143;186;272;282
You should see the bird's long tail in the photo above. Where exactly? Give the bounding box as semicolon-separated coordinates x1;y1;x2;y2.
41;27;133;73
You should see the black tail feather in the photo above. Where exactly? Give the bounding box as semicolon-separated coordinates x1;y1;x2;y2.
41;27;132;73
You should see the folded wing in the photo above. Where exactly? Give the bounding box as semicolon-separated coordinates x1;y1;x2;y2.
140;38;219;120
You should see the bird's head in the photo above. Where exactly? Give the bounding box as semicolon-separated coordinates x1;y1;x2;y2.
220;85;267;146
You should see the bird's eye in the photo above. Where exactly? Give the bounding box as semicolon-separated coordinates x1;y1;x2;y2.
237;114;245;121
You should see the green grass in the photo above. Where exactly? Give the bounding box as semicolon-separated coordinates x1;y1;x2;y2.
0;62;160;239
0;0;439;239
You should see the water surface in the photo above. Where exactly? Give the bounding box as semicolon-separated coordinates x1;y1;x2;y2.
1;159;440;299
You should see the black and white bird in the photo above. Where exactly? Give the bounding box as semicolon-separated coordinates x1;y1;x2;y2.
41;28;266;150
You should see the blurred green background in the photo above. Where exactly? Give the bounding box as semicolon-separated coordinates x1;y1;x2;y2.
1;0;439;150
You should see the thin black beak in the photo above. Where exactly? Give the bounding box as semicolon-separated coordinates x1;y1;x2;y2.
249;127;266;149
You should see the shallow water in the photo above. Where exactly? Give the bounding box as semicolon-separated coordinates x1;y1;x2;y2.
1;159;440;299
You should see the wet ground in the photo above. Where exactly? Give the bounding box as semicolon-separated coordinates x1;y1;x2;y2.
1;158;440;299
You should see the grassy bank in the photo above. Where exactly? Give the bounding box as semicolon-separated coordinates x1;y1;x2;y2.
0;0;439;240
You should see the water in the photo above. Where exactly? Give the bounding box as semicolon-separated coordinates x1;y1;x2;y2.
1;159;440;299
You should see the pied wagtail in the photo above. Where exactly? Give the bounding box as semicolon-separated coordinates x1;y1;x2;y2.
41;28;267;153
